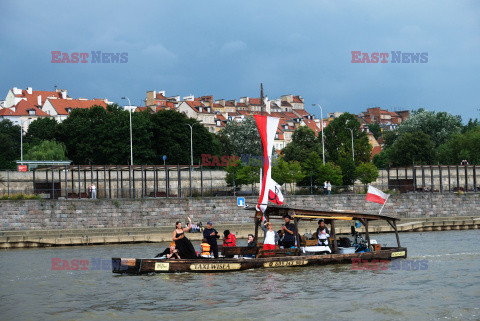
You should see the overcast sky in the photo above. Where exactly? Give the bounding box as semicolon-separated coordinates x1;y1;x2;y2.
1;0;479;122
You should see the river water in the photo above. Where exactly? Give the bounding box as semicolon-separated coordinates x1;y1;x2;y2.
1;230;479;321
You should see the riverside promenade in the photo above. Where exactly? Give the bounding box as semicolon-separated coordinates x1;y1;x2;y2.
1;194;479;248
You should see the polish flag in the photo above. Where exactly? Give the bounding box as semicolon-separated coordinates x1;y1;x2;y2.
366;185;389;204
254;115;282;213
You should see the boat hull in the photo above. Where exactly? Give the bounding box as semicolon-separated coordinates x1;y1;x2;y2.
112;247;407;274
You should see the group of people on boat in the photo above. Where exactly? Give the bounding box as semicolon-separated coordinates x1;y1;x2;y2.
155;212;334;259
155;218;240;259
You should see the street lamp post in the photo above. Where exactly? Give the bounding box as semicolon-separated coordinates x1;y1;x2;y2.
121;97;133;166
312;104;325;165
20;121;23;164
185;123;193;166
346;127;354;162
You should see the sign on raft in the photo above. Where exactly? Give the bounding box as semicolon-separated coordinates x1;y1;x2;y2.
391;251;406;258
263;260;308;268
155;263;170;271
190;263;242;271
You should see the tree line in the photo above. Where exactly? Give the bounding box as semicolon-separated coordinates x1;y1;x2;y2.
373;109;480;167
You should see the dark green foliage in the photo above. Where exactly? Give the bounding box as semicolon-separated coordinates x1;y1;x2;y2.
225;159;259;187
0;120;21;169
368;123;382;140
218;117;261;157
298;152;342;187
282;126;321;163
24;140;68;160
338;157;357;186
25;117;59;145
372;150;391;168
356;162;379;185
398;109;462;147
55;106;220;165
437;126;480;164
323;113;371;165
389;132;435;166
461;119;479;134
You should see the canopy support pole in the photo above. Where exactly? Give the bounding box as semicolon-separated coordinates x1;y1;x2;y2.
330;219;337;254
387;220;401;247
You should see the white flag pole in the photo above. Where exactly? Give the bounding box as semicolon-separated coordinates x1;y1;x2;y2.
378;194;390;215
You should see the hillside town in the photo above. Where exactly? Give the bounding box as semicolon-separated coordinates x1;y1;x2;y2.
0;86;409;158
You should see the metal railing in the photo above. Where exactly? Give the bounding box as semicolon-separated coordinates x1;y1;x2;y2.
1;164;479;199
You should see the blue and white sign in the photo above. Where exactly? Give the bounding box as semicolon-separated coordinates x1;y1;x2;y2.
237;197;245;207
163;155;167;161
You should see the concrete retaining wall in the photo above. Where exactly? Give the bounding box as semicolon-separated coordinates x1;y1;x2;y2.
1;194;480;231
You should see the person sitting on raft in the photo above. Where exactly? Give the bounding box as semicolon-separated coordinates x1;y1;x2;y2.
247;234;256;248
316;219;330;246
223;230;237;258
200;239;211;258
155;243;181;259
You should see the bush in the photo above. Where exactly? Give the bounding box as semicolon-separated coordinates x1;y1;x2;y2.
0;193;40;200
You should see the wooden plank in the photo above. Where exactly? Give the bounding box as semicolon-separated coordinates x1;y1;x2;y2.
294;215;353;220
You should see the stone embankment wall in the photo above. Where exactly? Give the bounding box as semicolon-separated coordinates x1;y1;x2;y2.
1;194;479;231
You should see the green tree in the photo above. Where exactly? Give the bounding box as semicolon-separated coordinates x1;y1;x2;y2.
24;140;68;161
372;149;391;168
224;159;259;189
356;162;379;186
389;132;435;166
338;157;356;186
218;117;262;157
272;157;304;193
323;113;371;165
368;123;382;140
436;126;480;164
299;152;342;188
25;117;59;145
0;120;21;169
150;110;221;165
282;126;320;163
398;109;462;147
382;131;399;149
461;118;479;134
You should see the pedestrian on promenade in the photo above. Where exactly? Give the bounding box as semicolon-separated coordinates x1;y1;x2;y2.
89;184;96;199
327;181;332;195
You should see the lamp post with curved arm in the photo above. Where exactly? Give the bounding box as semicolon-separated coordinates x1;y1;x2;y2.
185;123;193;166
121;97;133;166
346;127;354;163
312;104;325;165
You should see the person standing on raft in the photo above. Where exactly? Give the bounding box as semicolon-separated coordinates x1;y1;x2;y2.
172;217;197;259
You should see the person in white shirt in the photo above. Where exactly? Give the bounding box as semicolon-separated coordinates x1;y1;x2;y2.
89;184;96;199
316;219;330;246
261;221;280;253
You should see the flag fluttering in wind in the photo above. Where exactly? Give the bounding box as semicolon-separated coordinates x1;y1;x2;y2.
254;115;282;213
366;185;389;204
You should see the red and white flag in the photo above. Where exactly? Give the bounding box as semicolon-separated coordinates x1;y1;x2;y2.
254;115;282;213
366;185;389;204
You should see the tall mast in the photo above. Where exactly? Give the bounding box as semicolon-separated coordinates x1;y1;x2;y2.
260;83;264;115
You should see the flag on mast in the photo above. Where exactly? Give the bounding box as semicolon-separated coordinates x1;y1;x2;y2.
366;185;389;204
254;115;282;213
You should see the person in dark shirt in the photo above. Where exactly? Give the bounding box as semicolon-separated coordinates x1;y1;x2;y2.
247;234;256;248
277;229;285;248
203;221;220;258
282;213;296;248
